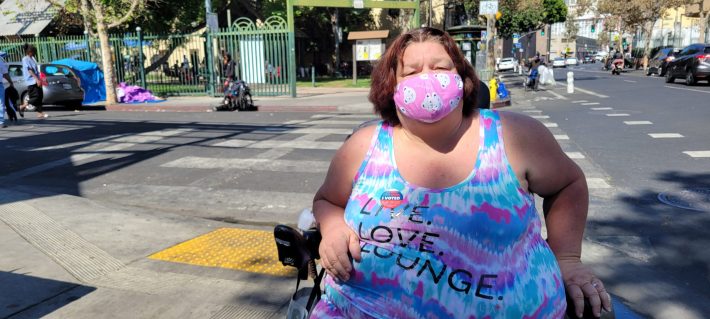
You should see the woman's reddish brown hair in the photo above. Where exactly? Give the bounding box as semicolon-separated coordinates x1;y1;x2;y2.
369;27;479;125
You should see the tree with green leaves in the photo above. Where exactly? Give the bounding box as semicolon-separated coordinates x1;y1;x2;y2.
496;0;567;38
47;0;147;104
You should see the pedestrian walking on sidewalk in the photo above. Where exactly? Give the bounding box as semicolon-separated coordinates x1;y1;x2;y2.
20;44;47;119
0;51;15;128
311;27;611;319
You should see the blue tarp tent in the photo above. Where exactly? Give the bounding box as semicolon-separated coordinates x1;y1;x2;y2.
51;58;106;104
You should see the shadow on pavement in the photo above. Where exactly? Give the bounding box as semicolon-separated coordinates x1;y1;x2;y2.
0;118;305;205
0;270;95;318
589;170;710;317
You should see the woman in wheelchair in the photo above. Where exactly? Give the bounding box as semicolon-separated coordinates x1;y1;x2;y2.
285;28;613;319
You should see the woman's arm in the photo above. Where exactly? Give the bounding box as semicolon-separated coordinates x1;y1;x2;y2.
313;124;376;281
500;112;611;317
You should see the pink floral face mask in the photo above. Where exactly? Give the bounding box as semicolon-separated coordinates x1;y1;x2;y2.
393;72;464;123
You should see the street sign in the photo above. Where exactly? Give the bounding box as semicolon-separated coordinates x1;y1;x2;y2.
519;48;524;52
513;33;520;44
514;42;521;48
206;13;219;31
480;1;499;15
481;31;488;40
353;0;364;9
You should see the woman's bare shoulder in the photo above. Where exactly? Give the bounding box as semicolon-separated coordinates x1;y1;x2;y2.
337;123;380;169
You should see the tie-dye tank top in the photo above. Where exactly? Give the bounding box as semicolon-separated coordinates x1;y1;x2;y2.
311;109;566;318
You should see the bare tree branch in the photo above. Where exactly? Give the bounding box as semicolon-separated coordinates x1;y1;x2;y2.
107;0;141;28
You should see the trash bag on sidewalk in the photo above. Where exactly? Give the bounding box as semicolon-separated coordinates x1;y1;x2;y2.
546;68;556;86
539;65;549;85
116;82;161;103
497;81;510;99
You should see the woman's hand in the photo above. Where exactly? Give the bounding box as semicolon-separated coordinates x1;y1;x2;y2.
558;257;612;318
318;220;361;282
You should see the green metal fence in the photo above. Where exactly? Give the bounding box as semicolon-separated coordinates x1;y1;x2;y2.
213;16;291;96
0;16;293;97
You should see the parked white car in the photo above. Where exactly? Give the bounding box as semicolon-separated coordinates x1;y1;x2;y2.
497;58;517;72
552;57;566;68
565;57;579;66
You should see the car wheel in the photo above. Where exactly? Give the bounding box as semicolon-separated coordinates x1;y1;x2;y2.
659;67;666;77
66;101;83;110
665;71;674;83
21;93;36;112
685;71;696;86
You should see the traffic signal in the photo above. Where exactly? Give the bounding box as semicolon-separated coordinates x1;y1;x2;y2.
591;25;595;33
541;30;545;36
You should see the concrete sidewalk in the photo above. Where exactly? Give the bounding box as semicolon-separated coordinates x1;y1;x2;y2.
0;187;294;319
103;87;374;113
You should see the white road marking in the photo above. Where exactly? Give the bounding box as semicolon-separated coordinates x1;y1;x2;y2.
683;151;710;158
575;87;610;98
543;123;558;128
302;120;365;125
625;121;653;125
591;107;612;110
546;89;567;100
624;80;637;83
214;139;342;150
587;178;612;189
648;133;684;138
571;100;588;103
664;85;710;94
1;129;191;181
606;113;630;117
287;128;353;135
531;115;550;119
283;120;308;125
554;135;570;140
565;152;585;159
582;102;600;105
161;156;329;173
311;114;377;119
523;109;542;113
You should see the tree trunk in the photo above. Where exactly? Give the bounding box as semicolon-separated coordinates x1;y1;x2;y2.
617;18;624;53
95;6;118;104
486;14;496;72
699;12;709;44
642;21;654;71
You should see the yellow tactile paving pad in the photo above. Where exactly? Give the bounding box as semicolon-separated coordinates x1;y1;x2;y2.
149;228;296;277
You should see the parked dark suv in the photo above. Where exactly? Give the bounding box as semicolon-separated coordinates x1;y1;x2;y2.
665;43;710;85
647;47;679;76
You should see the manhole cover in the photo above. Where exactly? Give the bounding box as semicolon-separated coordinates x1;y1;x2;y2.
658;188;710;212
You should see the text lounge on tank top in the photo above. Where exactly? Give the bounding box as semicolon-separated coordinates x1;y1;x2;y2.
318;109;566;318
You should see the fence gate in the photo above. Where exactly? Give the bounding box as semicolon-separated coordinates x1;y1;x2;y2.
212;16;292;97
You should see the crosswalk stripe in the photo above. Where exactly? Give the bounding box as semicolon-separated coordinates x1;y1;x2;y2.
606;113;630;117
302;120;364;125
683;151;710;158
543;123;558;128
161;156;329;173
565;152;585;159
554;135;569;140
531;115;550;119
587;178;612;189
214;139;342;150
311;114;377;119
648;133;683;138
571;100;588;103
523;109;542;113
591;107;612;110
1;129;191;181
582;102;600;105
624;121;653;125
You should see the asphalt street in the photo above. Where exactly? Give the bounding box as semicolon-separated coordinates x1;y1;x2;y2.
1;71;708;318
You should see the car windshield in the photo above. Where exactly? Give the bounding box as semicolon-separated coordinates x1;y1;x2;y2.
501;58;513;62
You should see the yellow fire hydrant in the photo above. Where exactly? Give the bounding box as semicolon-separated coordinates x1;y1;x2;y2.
489;78;498;103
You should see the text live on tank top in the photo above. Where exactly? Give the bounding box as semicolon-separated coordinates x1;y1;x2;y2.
312;110;566;319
